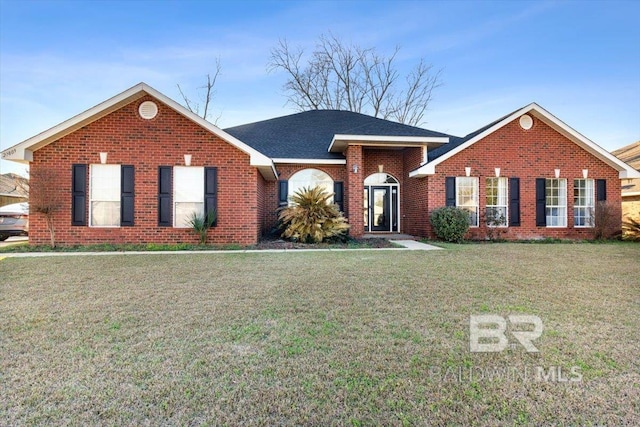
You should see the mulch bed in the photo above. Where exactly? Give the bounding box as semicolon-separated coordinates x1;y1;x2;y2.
254;237;397;250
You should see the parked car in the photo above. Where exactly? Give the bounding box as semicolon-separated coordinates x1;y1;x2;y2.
0;202;29;241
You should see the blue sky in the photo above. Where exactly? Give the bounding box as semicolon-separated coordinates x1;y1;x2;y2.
1;0;639;176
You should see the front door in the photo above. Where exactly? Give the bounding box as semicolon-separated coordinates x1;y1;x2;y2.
364;173;400;233
371;186;390;232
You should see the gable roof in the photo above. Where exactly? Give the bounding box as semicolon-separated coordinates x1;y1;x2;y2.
0;82;277;180
612;141;640;170
225;110;451;162
410;103;640;179
612;141;640;196
0;173;29;198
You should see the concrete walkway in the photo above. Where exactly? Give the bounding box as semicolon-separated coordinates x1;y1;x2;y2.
0;241;441;258
390;240;442;250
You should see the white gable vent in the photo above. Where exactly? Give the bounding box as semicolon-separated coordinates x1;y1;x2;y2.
139;101;158;120
519;114;533;130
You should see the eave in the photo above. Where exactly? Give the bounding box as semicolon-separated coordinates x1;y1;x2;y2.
410;103;640;179
1;82;278;181
328;134;448;153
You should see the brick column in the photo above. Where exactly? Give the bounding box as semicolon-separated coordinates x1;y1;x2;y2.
346;145;364;237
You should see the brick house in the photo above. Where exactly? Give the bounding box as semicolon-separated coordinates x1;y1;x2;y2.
2;83;638;245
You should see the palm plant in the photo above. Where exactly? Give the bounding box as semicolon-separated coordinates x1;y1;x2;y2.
278;186;350;243
187;210;216;245
622;215;640;241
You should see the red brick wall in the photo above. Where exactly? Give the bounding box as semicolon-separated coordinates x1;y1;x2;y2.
346;146;364;236
402;148;429;237
424;115;622;239
29;95;262;246
263;164;348;233
256;172;269;238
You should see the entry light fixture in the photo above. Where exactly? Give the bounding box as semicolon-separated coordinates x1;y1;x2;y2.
99;152;108;164
184;154;192;166
352;164;359;173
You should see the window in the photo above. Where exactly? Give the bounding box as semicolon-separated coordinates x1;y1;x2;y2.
90;164;121;227
486;177;508;226
364;173;398;185
174;166;204;228
456;177;479;227
574;179;594;227
545;178;567;227
288;168;333;203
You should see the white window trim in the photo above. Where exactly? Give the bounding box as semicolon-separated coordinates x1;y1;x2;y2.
89;164;121;228
173;166;205;228
546;178;567;228
456;176;479;228
486;177;508;227
574;178;595;228
288;168;334;206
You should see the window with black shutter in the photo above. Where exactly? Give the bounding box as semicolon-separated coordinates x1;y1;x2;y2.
158;166;172;226
509;177;520;226
121;165;135;226
204;167;218;226
72;164;87;226
596;179;607;202
535;178;546;226
333;181;344;212
445;177;456;207
278;180;288;207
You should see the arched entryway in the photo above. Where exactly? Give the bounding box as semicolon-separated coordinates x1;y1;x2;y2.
364;173;399;232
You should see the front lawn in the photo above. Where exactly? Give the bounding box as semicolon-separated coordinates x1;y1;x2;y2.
1;243;638;425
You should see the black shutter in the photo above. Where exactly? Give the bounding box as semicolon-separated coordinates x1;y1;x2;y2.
71;164;87;226
121;165;135;226
158;166;172;227
278;180;289;207
204;167;218;226
445;177;456;207
333;181;344;212
596;179;607;202
535;178;546;227
509;177;521;226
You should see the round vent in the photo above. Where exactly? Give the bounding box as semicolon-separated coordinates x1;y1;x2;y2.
519;114;533;130
138;101;158;120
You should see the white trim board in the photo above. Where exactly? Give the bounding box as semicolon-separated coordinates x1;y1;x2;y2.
272;158;347;165
410;103;640;180
1;82;278;180
329;134;448;153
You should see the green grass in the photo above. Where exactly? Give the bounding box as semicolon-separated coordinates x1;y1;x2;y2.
1;243;639;425
0;238;397;253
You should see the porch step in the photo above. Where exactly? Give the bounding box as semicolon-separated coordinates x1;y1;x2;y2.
362;233;415;240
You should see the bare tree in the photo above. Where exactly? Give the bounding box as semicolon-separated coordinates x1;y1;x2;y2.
20;169;60;248
177;58;222;124
268;34;442;126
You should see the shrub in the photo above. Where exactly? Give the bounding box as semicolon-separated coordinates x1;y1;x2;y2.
187;210;216;245
430;207;470;243
482;208;507;241
590;201;618;240
278;186;350;243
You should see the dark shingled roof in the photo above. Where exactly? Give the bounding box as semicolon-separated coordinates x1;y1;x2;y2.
224;110;453;160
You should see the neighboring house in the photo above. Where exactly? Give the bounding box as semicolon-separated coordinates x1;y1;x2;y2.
2;82;638;245
612;141;640;222
0;173;29;208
